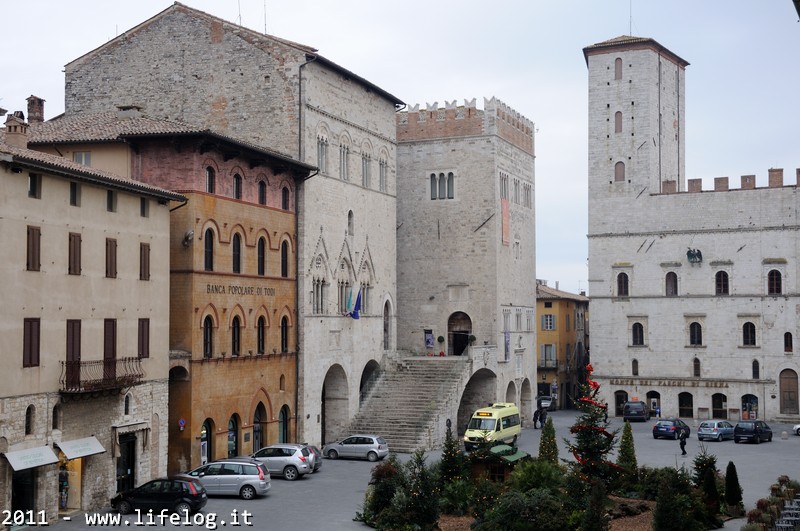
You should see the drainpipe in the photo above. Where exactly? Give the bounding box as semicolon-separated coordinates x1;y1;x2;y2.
295;53;318;443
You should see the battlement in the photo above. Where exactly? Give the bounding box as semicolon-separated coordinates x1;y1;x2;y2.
397;97;534;154
660;168;799;194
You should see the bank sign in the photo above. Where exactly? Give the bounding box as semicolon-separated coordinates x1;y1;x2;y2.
206;284;276;297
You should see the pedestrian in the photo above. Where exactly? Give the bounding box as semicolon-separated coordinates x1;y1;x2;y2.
540;407;548;426
679;427;688;456
533;408;541;429
603;403;609;423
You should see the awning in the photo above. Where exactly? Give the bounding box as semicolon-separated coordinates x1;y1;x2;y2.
2;446;59;471
55;437;105;460
489;444;530;463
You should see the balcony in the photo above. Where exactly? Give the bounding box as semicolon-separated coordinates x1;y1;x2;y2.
60;357;144;395
538;359;558;370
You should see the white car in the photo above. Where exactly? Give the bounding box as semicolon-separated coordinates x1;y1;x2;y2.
793;424;800;436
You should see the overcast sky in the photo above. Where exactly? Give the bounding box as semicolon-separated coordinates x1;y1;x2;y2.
4;1;799;295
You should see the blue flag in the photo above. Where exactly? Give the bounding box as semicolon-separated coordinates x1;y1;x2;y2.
351;289;362;319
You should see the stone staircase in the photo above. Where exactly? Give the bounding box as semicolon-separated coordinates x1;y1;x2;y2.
346;356;472;453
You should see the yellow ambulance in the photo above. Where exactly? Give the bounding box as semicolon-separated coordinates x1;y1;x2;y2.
463;402;521;451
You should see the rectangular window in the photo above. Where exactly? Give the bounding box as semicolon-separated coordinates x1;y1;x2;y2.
361;155;370;188
28;174;41;198
70;182;81;206
138;318;150;358
139;242;150;281
72;151;91;166
106;238;117;278
69;232;81;275
317;138;328;173
515;311;522;331
379;160;387;192
540;344;555;367
541;314;556;331
27;226;41;271
104;319;117;381
23;318;40;367
66;320;81;388
339;145;349;180
106;190;117;212
140;197;149;217
503;310;511;332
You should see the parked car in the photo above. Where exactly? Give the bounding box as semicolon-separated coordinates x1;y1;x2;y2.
323;434;389;461
793;423;800;437
111;477;207;515
304;444;323;472
734;420;773;444
697;420;735;442
182;458;270;499
622;401;651;422
652;418;691;440
537;396;555;411
252;444;312;480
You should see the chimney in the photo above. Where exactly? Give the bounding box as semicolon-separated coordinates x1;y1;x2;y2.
4;112;29;149
714;177;729;191
768;168;783;188
741;175;755;190
26;95;45;123
555;281;559;290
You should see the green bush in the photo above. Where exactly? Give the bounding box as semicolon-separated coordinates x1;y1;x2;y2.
438;478;473;516
506;458;564;494
472;488;567;531
692;448;718;488
470;475;502;520
355;454;405;526
538;416;559;464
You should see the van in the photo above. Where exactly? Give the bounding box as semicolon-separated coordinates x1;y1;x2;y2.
622;401;650;422
463;402;521;451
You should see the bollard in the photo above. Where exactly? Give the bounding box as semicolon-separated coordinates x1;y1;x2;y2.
782;430;789;440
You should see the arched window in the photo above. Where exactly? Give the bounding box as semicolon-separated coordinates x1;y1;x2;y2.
25;405;34;435
786;332;794;353
232;234;241;274
347;211;354;236
233;174;242;200
614;111;622;133
282;187;290;210
752;359;760;379
715;271;729;295
280;374;286;391
206;167;215;194
257;237;266;276
632;358;639;376
438;172;446;199
257;316;266;355
124;394;131;415
693;357;701;377
617;272;629;297
768;269;782;295
52;404;61;430
204;229;214;271
743;322;756;346
227;416;238;458
280;241;289;278
689;322;702;346
280;316;289;353
614;161;625;182
632;323;644;346
278;405;289;443
231;316;241;356
258;181;266;205
614;57;622;80
203;316;213;358
430;174;437;200
447;172;454;199
665;272;678;296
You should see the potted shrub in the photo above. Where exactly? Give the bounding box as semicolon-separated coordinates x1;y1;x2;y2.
437;335;445;344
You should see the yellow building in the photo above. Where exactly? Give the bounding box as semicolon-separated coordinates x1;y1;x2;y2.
535;281;590;408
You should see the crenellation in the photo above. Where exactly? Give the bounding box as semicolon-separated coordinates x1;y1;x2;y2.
664;168;799;194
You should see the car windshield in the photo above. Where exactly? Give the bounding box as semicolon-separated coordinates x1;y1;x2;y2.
656;421;673;427
467;418;496;431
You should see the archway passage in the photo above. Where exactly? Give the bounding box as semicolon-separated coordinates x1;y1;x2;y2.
712;393;728;419
456;368;497;436
646;390;661;417
741;394;759;420
321;364;349;444
448;311;472;356
614;390;628;417
359;360;380;406
780;369;799;414
520;379;533;426
505;381;517;404
678;392;694;418
253;402;267;452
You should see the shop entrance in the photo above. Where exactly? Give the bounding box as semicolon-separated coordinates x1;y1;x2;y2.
12;468;36;513
116;434;136;493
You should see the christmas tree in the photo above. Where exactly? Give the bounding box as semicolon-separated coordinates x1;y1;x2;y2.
566;363;621;490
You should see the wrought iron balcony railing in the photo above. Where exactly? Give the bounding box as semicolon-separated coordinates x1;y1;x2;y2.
60;357;144;393
538;359;558;369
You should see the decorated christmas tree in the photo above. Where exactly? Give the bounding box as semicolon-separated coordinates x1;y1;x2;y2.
566;363;621;490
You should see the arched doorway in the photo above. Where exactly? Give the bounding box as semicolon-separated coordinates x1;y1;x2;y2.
447;311;472;356
780;369;799;414
321;364;349;444
200;418;214;465
456;368;497;436
614;390;628;417
278;405;290;443
712;393;728;419
253;403;267;452
359;360;380;406
227;415;239;458
520;379;533;425
678;392;694;418
646;390;661;417
742;394;759;420
505;381;517;404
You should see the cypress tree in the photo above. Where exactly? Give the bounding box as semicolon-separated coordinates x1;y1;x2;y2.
538;416;558;464
616;420;637;472
724;461;743;513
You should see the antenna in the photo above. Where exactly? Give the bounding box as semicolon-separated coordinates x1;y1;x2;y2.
264;0;267;33
629;0;632;35
238;0;242;25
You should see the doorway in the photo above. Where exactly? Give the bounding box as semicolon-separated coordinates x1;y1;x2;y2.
116;434;136;493
11;468;36;514
447;312;472;356
780;369;799;414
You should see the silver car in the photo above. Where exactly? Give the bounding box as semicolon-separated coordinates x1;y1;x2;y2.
697;420;735;442
323;434;389;462
183;458;270;499
251;444;312;480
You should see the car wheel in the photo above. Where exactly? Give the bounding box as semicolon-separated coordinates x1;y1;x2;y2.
367;451;378;462
796;428;800;436
327;449;338;459
239;485;256;500
755;435;761;444
175;502;191;515
117;500;132;515
717;434;722;442
653;434;658;439
283;466;299;481
734;438;740;444
769;434;773;442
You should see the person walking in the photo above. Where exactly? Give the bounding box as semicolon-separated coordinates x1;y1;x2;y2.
679;427;688;456
533;408;541;429
603;403;609;423
540;407;548;426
